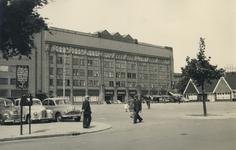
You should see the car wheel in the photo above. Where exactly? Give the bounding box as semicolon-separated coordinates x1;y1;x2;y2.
56;113;63;122
74;116;81;122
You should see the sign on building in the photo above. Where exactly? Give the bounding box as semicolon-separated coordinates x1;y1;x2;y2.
16;65;29;89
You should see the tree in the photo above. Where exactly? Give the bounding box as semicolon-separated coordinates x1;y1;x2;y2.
0;0;51;60
175;76;190;94
181;37;225;116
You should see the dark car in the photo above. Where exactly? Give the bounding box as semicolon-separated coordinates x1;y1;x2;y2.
0;98;20;125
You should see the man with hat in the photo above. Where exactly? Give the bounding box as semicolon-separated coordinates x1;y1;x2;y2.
82;95;92;128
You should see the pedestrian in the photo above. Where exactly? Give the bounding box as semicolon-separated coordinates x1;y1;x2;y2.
133;95;143;124
82;95;92;128
124;102;128;112
147;97;151;109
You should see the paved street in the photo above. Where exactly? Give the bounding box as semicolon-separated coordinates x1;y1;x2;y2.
1;102;236;150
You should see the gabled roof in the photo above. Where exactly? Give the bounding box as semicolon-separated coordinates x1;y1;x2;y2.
196;79;219;93
213;77;232;93
224;75;236;90
111;32;123;42
183;79;199;94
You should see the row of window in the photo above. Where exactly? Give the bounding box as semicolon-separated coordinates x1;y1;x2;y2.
49;57;166;72
50;79;99;87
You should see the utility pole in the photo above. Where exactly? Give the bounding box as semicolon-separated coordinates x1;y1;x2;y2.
63;50;65;97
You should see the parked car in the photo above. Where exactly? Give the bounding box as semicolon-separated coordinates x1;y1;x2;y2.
181;97;190;103
0;98;21;125
42;98;82;122
14;98;53;123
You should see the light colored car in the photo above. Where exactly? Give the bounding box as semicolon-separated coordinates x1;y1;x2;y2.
14;98;53;123
0;98;20;125
42;98;82;122
181;97;190;103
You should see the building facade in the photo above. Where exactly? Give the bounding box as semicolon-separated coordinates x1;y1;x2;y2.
0;27;174;103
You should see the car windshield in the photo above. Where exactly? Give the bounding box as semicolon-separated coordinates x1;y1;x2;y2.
55;99;71;105
4;101;14;107
32;100;42;106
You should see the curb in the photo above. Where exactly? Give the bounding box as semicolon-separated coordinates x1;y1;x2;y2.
0;125;112;142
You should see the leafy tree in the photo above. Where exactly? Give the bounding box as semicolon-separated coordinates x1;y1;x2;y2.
175;76;190;94
181;37;225;116
0;0;51;60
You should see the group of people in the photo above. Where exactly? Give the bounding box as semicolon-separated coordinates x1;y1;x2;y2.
81;94;149;128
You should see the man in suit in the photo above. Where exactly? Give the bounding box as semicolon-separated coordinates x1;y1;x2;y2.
133;95;143;124
82;95;92;128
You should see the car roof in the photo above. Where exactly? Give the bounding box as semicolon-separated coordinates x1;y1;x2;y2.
14;98;41;101
0;97;12;102
43;97;68;101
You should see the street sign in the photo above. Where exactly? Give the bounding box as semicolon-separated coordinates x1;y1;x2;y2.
16;65;29;89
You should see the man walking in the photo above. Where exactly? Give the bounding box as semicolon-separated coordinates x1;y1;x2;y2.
133;95;143;124
82;95;92;128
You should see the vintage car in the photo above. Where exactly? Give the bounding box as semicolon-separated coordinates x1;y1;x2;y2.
14;98;53;123
42;98;82;122
0;98;21;125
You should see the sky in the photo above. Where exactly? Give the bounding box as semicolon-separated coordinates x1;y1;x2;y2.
38;0;236;73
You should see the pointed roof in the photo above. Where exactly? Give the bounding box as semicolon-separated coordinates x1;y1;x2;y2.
183;79;199;94
213;77;232;93
224;75;236;90
111;32;123;42
196;79;219;93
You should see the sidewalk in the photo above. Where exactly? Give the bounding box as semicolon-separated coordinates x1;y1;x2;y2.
0;121;111;142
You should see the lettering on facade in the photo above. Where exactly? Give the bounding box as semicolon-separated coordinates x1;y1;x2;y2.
117;92;126;95
49;44;170;64
105;92;113;94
